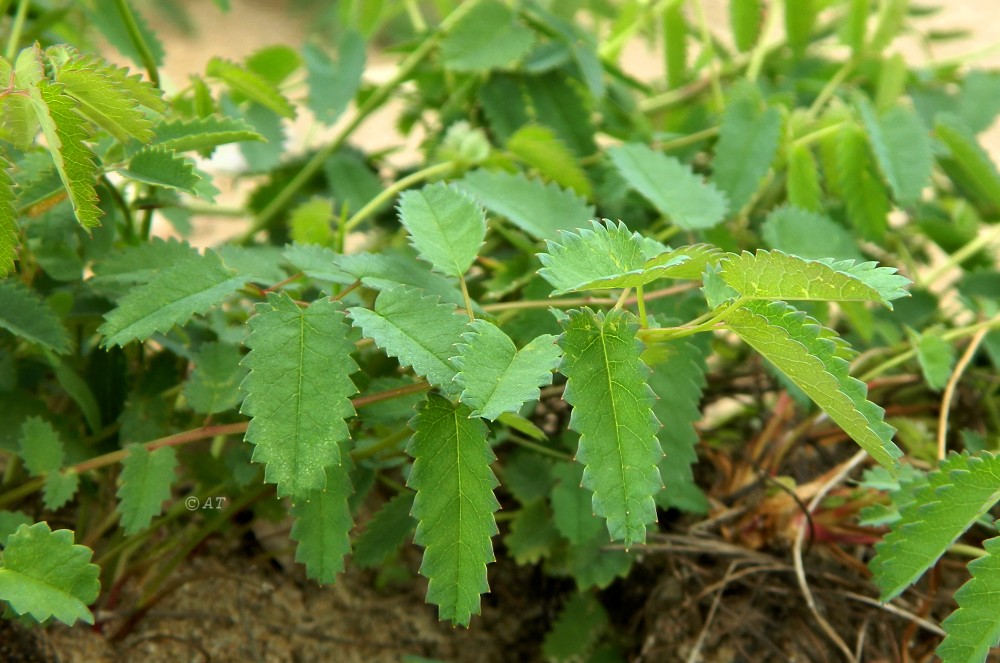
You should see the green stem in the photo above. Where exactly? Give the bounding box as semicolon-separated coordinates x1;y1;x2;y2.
655;126;719;152
745;0;783;82
792;121;846;148
506;435;572;461
805;58;855;122
641;296;747;342
113;0;160;87
4;0;29;61
459;273;475;322
924;223;1000;284
353;428;412;462
693;0;724;110
636;284;648;328
343;160;456;233
242;0;482;241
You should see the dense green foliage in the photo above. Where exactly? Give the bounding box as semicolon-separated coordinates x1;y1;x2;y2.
1;0;1000;659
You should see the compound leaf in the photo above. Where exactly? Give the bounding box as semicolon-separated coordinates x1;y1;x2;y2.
143;115;264;154
90;237;199;288
29;80;101;229
334;249;472;311
242;294;359;500
871;452;1000;601
120;147;200;194
407;394;499;626
99;250;247;347
506;124;592;198
836;123;890;241
609;143;728;230
0;159;18;275
0;522;100;626
712;95;782;212
441;0;535;72
348;285;467;394
938;534;1000;663
935;114;1000;215
206;57;295;118
398;182;486;278
718;250;910;308
859;101;932;206
353;491;417;568
786;142;823;212
290;462;354;584
558;308;662;547
456;169;594;242
727;300;902;471
116;444;178;536
0;279;70;354
184;341;248;414
452;321;561;420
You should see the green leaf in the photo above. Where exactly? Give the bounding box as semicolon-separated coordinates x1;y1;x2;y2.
786;143;823;212
120;147;201;194
0;512;32;546
51;51;161;142
868;0;909;53
452;321;561;420
915;332;956;391
523;73;595;156
290;463;354;584
407;394;499;626
0;159;19;276
730;0;762;51
19;417;63;476
503;499;559;565
242;294;359;500
712;94;782;212
353;492;417;568
184;341;247;414
0;522;100;626
99;250;247;347
348;285;468;393
397;182;486;278
289;197;333;246
784;0;817;53
859;101;932;206
938;534;1000;662
506;124;593;198
646;339;709;514
836;123;890;241
116;445;177;536
542;592;609;662
206;57;295;118
335;249;474;311
303;31;365;124
143;116;264;154
558;308;662;547
456;169;595;242
0;279;70;354
86;2;164;69
761;205;861;260
663;2;686;88
726;300;902;471
871;452;1000;601
282;243;353;284
609;143;728;230
840;0;868;53
718;250;910;308
43;471;78;511
935;115;1000;215
90;237;199;288
441;0;535;72
29;80;101;229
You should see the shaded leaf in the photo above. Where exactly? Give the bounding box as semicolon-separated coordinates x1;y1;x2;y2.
353;492;417;568
206;57;295;118
0;279;70;354
836;123;891;241
184;341;247;414
19;417;63;477
761;205;861;260
303;32;365;124
120;147;200;194
506;124;592;198
290;463;354;584
442;0;535;72
117;445;177;535
712;94;782;212
859;101;932;205
143;115;264;154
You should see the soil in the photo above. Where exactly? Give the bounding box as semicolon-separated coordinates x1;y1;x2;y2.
5;1;1000;661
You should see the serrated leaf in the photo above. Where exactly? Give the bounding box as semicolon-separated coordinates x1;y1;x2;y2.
550;462;603;546
184;341;247;414
0;159;18;275
646;339;709;514
936;114;1000;215
206;57;295;118
712;95;782;212
0;511;32;546
290;462;354;584
761;204;862;260
282;243;353;284
871;452;1000;601
289;197;333;246
51;51;159;142
727;300;902;471
836;123;890;241
142;116;264;154
719;250;910;308
731;0;763;51
43;471;78;511
335;249;474;311
19;417;63;476
119;147;200;194
99;250;248;347
784;0;817;53
0;279;70;354
452;321;561;420
558;308;662;547
29;80;101;229
116;445;177;535
503;498;559;565
915;332;956;391
523;73;595;157
506;124;592;198
303;31;365;124
90;237;199;288
859;101;932;205
353;492;416;568
456;169;595;242
0;522;100;625
242;294;359;500
938;534;1000;662
398;183;486;278
86;2;164;70
348;285;467;393
441;0;535;72
407;394;499;626
542;592;609;662
609;143;728;230
786;143;822;211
